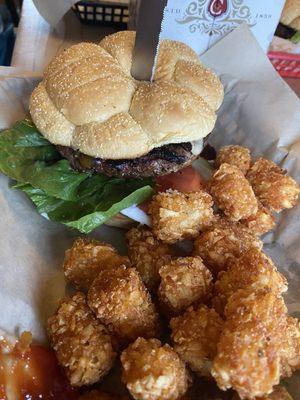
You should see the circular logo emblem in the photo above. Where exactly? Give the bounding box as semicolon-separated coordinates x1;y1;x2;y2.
208;0;228;17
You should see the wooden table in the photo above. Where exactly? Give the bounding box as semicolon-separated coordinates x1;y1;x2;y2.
11;0;300;98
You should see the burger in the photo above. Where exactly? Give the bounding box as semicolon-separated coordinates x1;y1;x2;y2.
271;0;300;51
0;31;223;232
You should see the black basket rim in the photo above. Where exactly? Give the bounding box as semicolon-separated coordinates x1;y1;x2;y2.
74;1;128;7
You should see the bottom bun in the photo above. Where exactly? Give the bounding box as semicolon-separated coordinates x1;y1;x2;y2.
105;213;137;229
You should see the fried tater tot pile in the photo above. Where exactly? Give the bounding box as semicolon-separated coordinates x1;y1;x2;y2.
149;189;214;244
88;266;160;345
47;144;300;399
215;145;251;175
209;163;258;221
241;202;276;236
212;288;288;399
194;219;263;275
47;292;115;387
158;257;213;316
170;305;223;377
126;226;172;291
63;238;130;291
121;337;189;400
212;248;288;315
281;316;300;377
247;158;300;212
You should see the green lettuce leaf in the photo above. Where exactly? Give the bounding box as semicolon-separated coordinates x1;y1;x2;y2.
0;120;154;233
13;182;153;234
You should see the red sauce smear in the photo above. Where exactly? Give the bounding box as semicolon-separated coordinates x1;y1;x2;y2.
0;334;79;400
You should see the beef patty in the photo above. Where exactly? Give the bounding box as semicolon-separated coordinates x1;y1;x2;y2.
57;142;198;178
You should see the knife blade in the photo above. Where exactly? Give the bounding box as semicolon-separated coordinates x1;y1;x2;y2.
131;0;168;81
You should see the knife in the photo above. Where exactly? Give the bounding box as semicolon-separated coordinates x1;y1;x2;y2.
131;0;168;81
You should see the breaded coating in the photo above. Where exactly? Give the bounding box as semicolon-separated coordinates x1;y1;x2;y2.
194;219;263;275
170;305;223;377
212;288;288;399
209;163;258;221
281;316;300;377
158;257;213;316
121;337;189;400
47;292;115;387
79;391;129;400
148;189;215;244
231;385;293;400
87;266;160;345
212;248;288;315
247;158;300;212
126;226;172;291
215;145;251;174
63;238;130;291
241;202;276;236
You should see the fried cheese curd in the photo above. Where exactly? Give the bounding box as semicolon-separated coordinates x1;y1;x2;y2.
209;163;258;221
63;238;130;291
231;385;293;400
194;219;263;275
170;305;223;377
126;226;172;291
212;288;288;399
212;248;288;315
148;189;215;244
47;292;115;387
158;257;213;316
79;390;129;400
241;202;276;236
247;158;300;213
87;266;160;345
121;337;189;400
215;145;251;175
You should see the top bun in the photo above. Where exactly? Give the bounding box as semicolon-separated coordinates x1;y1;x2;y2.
29;31;224;160
280;0;300;30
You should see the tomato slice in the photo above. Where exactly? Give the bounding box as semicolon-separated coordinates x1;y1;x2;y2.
155;166;206;193
139;166;206;214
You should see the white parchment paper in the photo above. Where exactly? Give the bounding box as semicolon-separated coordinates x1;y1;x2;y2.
1;24;300;396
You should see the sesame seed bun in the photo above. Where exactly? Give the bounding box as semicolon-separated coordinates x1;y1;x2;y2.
280;0;300;30
29;31;223;160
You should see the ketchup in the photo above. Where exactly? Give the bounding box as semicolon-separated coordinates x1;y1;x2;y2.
0;334;79;400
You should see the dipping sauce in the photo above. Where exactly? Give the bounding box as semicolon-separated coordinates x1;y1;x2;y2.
0;332;78;400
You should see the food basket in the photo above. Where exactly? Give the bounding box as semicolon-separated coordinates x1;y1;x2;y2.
72;1;129;28
268;51;300;78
